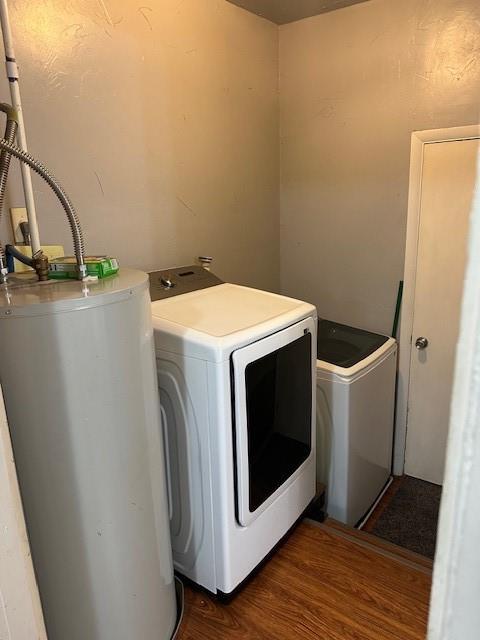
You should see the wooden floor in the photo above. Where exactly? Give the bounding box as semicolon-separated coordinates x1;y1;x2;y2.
177;520;432;640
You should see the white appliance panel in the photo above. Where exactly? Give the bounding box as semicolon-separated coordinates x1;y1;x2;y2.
0;270;177;640
151;268;317;594
151;279;316;363
317;344;397;525
156;351;217;593
232;317;316;526
206;360;316;594
152;283;304;337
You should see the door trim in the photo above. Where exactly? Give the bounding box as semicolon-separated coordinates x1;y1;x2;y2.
393;124;480;476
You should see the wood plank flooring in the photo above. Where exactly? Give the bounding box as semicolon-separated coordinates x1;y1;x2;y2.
177;520;431;640
362;477;406;533
326;518;434;570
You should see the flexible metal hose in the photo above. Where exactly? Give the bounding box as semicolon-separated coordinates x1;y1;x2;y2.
0;137;86;279
0;113;17;275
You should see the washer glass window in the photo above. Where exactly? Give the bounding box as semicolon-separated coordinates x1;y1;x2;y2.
245;332;312;512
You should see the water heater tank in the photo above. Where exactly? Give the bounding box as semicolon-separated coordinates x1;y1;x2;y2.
0;269;177;640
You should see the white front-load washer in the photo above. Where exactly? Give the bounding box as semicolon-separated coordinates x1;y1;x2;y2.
316;320;397;527
149;266;317;595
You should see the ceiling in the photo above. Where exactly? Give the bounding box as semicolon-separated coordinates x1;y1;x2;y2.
226;0;370;24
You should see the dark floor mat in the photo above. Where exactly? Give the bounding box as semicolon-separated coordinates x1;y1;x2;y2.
369;476;442;559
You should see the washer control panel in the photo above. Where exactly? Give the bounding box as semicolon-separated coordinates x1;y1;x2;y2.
149;265;223;301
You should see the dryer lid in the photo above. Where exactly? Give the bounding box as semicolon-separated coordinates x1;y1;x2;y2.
151;283;309;338
317;320;390;368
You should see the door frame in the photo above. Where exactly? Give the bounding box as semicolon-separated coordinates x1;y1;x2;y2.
393;124;480;476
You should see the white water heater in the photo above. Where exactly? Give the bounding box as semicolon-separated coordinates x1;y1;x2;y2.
0;269;177;640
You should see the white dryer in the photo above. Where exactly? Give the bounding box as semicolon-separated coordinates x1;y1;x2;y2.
149;266;317;595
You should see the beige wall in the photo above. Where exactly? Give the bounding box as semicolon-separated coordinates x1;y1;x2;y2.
279;0;480;334
0;0;279;291
1;0;479;314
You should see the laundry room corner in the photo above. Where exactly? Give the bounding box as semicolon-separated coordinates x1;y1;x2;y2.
0;1;479;639
278;0;480;335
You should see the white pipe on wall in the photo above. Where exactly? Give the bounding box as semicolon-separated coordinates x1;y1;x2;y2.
0;0;41;255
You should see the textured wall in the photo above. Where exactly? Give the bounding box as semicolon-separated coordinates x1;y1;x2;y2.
1;0;478;314
0;0;279;291
280;0;480;333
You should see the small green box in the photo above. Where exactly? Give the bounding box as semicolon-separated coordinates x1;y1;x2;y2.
49;256;119;280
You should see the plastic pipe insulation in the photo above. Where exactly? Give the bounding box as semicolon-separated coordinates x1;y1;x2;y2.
0;137;87;280
5;244;33;267
0;0;41;255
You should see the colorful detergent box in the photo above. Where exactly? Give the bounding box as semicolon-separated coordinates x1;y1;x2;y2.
49;256;119;279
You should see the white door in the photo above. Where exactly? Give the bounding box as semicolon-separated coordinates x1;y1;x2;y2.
427;146;480;640
0;387;47;639
404;137;479;484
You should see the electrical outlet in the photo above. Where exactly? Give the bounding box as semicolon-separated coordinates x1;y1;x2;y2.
10;207;28;244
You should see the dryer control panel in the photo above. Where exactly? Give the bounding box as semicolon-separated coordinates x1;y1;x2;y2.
149;265;223;301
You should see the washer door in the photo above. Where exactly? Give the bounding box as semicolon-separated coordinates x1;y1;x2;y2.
232;317;315;527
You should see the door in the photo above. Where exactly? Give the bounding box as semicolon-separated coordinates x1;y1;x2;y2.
0;386;47;639
232;317;315;527
427;141;480;640
405;137;479;484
